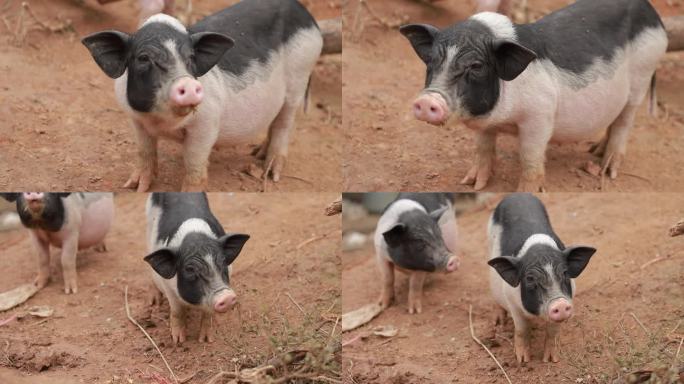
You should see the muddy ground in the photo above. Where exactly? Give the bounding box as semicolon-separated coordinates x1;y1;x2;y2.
0;193;341;383
0;0;342;192
342;193;684;383
342;0;684;192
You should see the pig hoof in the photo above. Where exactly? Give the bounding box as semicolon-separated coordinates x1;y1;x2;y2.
123;168;155;192
171;328;187;345
600;151;624;180
34;275;49;289
460;164;491;191
408;303;422;314
543;350;560;363
516;180;546;193
264;154;287;182
64;282;78;295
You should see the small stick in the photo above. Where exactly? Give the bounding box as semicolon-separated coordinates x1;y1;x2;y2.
262;157;275;192
286;292;306;316
469;305;512;384
630;312;650;336
640;255;667;270
124;286;178;384
280;174;314;185
675;337;683;367
296;234;326;249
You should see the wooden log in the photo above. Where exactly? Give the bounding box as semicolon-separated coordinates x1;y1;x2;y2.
664;15;684;52
319;17;342;55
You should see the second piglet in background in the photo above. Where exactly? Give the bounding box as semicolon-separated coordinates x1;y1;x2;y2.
488;193;596;364
374;193;460;314
144;193;250;344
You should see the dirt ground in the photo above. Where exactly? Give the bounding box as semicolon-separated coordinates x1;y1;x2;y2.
342;0;684;192
0;193;341;383
342;193;684;383
0;0;342;192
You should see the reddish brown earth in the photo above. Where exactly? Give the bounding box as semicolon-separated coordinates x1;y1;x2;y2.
342;0;684;192
0;0;341;192
342;193;684;383
0;193;341;383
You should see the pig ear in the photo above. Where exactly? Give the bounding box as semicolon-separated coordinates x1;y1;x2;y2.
428;206;451;225
144;249;177;279
219;233;250;265
190;32;235;77
382;223;406;247
492;40;536;81
399;24;439;64
0;193;19;202
488;256;520;287
81;30;130;79
563;246;596;278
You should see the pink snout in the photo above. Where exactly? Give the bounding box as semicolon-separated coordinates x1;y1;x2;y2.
413;93;448;125
23;192;44;201
445;255;460;273
548;298;573;322
170;77;203;108
213;290;237;313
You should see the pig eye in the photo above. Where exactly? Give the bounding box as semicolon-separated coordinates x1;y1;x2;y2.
184;265;198;279
137;54;150;63
524;275;537;286
470;62;483;71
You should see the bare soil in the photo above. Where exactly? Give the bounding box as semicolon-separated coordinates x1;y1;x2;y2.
342;193;684;383
342;0;684;192
0;192;341;383
0;0;342;192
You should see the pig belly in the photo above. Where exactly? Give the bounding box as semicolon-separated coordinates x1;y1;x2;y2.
214;62;288;144
550;62;630;143
77;197;114;249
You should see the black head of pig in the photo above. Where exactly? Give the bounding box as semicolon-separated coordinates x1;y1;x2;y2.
1;193;71;232
488;244;595;320
383;206;458;273
399;16;536;124
82;15;234;114
144;232;249;307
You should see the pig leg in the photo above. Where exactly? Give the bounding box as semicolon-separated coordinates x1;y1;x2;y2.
198;312;215;343
596;103;640;180
149;283;163;306
494;304;508;326
510;310;531;364
124;122;158;192
60;232;80;294
460;130;496;190
29;232;50;289
377;257;395;309
180;127;217;191
543;322;561;363
256;103;297;182
517;119;553;192
408;271;427;314
169;301;187;345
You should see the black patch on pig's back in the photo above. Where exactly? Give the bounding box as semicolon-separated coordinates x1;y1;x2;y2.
393;192;453;213
492;193;564;257
150;193;225;243
189;0;319;77
514;0;663;75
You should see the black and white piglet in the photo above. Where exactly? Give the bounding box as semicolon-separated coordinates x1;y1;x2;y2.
145;193;250;344
487;193;595;363
401;0;667;191
374;193;459;314
1;193;114;294
82;0;323;191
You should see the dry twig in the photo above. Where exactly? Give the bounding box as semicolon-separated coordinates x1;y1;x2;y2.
630;312;650;336
124;286;178;384
469;305;512;384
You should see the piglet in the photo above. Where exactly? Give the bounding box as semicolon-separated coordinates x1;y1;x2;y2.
487;193;595;363
374;193;459;314
1;193;115;294
144;193;249;344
